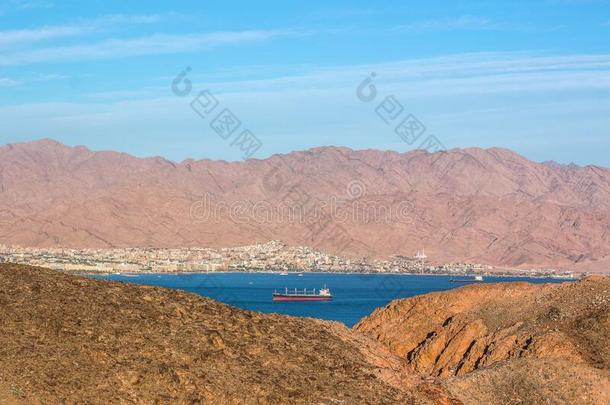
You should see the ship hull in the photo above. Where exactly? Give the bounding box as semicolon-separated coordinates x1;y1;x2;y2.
272;295;332;301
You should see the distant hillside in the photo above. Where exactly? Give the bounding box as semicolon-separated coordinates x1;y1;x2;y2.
0;138;609;269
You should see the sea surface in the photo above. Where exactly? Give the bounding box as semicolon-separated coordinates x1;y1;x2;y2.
96;272;571;327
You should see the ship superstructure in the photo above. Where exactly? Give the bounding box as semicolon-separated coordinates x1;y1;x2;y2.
272;286;332;301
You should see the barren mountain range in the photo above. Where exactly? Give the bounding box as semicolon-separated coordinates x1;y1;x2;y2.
0;138;609;270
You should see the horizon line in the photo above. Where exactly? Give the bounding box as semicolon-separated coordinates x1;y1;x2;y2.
2;137;607;170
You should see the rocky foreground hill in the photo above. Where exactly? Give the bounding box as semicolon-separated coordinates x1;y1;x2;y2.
1;264;609;404
1;139;609;270
0;264;452;404
356;276;610;404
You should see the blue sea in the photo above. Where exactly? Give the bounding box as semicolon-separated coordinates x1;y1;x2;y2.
96;272;571;327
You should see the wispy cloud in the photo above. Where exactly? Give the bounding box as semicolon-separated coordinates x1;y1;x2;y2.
392;15;498;33
95;14;162;25
2;52;610;165
179;52;610;98
0;78;19;86
0;14;162;46
0;25;92;46
27;73;70;82
307;7;383;19
0;29;293;66
1;0;53;11
83;88;162;100
0;72;70;87
27;51;601;107
14;0;50;8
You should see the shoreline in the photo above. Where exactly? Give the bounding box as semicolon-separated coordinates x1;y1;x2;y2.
79;269;580;280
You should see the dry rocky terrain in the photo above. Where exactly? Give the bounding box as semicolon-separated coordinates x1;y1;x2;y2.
1;139;609;270
1;263;608;404
356;276;610;404
0;264;453;404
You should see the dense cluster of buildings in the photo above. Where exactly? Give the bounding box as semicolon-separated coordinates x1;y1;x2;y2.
0;241;573;278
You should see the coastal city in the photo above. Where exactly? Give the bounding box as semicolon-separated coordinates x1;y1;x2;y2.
0;240;575;278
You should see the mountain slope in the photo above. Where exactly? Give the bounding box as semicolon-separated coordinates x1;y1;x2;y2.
0;139;609;268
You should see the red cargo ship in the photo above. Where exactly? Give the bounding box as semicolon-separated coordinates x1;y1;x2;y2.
272;286;332;301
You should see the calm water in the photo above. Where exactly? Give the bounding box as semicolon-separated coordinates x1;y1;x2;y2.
96;272;571;327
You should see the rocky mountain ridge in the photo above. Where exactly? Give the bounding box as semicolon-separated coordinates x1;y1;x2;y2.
1;138;609;269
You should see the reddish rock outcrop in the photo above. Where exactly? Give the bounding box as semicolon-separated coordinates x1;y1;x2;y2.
355;277;610;403
355;278;609;376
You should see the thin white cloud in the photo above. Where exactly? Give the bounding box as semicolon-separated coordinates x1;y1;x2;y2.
392;15;498;33
96;14;162;25
307;7;382;19
0;25;91;46
0;72;70;87
60;51;610;103
27;73;70;82
0;14;162;46
0;77;19;86
0;29;292;66
83;88;162;100
1;50;608;165
3;0;53;11
173;52;610;98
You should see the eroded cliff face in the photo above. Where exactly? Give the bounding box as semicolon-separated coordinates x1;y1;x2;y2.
355;277;610;403
355;278;609;376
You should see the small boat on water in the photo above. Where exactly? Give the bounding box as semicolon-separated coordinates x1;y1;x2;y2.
272;286;332;301
297;273;303;277
450;275;484;283
279;271;289;276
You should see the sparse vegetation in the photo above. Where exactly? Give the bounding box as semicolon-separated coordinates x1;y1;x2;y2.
10;385;23;398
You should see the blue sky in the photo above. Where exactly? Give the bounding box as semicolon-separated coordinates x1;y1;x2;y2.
0;0;609;166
